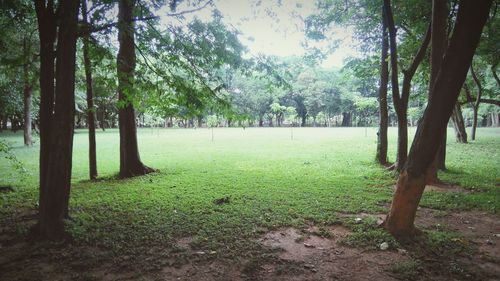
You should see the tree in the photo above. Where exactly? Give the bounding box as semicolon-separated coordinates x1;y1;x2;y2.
117;0;154;178
425;0;448;184
383;0;492;238
469;63;484;141
81;0;97;180
384;0;431;171
450;101;467;143
376;7;389;165
33;0;80;239
0;2;38;146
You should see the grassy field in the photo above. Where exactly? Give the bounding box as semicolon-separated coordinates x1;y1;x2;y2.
0;127;499;279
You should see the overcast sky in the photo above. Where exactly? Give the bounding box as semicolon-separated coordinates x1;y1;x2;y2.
159;0;359;68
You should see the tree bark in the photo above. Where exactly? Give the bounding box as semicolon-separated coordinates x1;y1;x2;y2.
384;0;406;170
376;8;389;165
383;0;492;238
426;0;449;183
34;0;57;236
82;0;98;180
23;37;33;147
34;0;80;240
450;102;467;143
469;64;482;141
117;0;153;178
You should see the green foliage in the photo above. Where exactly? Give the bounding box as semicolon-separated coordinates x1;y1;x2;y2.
0;139;27;179
423;230;472;256
206;114;219;127
388;260;423;281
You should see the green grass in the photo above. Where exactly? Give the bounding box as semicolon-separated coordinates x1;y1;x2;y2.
0;127;499;267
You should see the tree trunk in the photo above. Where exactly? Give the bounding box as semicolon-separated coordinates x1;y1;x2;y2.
23;36;33;147
435;135;446;170
34;0;80;240
1;117;7;131
491;112;499;127
384;0;492;238
341;112;351;127
396;114;408;168
376;11;389;165
450;102;467;143
471;106;478;140
117;0;153;178
426;0;449;183
82;0;98;180
470;64;482;141
34;0;57;238
384;0;404;170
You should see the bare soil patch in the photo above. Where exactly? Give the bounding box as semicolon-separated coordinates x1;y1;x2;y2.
1;209;499;281
255;226;407;281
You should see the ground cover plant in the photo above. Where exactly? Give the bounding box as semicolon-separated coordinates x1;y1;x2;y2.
1;127;499;280
1;0;499;280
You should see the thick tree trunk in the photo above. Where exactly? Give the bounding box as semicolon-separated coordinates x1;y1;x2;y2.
117;0;153;178
34;0;57;235
34;0;80;240
82;0;98;180
450;102;467;143
376;10;389;165
435;136;446;170
301;115;306;127
384;0;492;238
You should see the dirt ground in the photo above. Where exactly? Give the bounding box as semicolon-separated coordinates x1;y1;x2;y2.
1;203;499;280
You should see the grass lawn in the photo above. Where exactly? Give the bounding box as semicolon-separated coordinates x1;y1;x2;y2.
0;127;499;280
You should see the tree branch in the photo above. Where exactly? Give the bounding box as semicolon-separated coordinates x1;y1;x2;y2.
491;64;500;87
165;0;214;17
401;23;431;109
470;64;482;108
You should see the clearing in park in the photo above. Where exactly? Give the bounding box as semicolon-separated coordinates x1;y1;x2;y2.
1;128;499;280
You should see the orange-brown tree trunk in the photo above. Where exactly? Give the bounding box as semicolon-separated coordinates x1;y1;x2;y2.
384;0;492;238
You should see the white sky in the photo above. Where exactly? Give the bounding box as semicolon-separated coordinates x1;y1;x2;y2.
159;0;360;68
